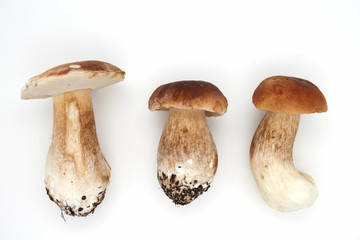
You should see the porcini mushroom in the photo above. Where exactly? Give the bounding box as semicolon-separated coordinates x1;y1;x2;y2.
149;81;227;205
250;76;327;211
21;60;125;216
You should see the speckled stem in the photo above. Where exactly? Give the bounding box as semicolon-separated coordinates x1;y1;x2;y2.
157;108;218;205
45;89;111;217
250;112;318;211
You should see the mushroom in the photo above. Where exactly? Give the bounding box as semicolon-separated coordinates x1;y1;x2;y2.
148;81;227;205
250;76;327;211
21;60;125;216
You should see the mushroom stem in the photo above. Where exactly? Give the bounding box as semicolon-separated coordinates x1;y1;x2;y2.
250;112;318;211
45;89;111;216
157;108;218;205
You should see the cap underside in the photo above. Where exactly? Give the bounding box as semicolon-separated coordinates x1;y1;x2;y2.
21;61;125;99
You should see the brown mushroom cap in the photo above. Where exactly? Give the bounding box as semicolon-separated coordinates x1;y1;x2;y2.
21;60;125;99
148;80;228;116
252;76;328;114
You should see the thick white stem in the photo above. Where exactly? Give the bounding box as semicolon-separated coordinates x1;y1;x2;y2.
250;112;318;211
45;89;111;216
157;108;218;205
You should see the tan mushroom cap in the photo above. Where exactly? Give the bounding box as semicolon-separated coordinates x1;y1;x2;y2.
148;80;228;116
21;60;125;99
252;76;328;114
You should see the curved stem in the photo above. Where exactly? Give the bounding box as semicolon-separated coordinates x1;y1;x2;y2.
250;112;318;211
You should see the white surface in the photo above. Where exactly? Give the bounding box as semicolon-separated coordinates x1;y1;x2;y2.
0;0;359;239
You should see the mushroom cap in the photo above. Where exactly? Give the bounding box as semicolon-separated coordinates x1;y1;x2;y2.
252;76;328;114
148;80;228;116
21;60;125;99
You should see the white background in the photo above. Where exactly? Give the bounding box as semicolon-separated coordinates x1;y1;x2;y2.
1;0;359;239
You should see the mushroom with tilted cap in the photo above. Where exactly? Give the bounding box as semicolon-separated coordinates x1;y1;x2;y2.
149;80;228;205
21;60;125;217
250;75;327;211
